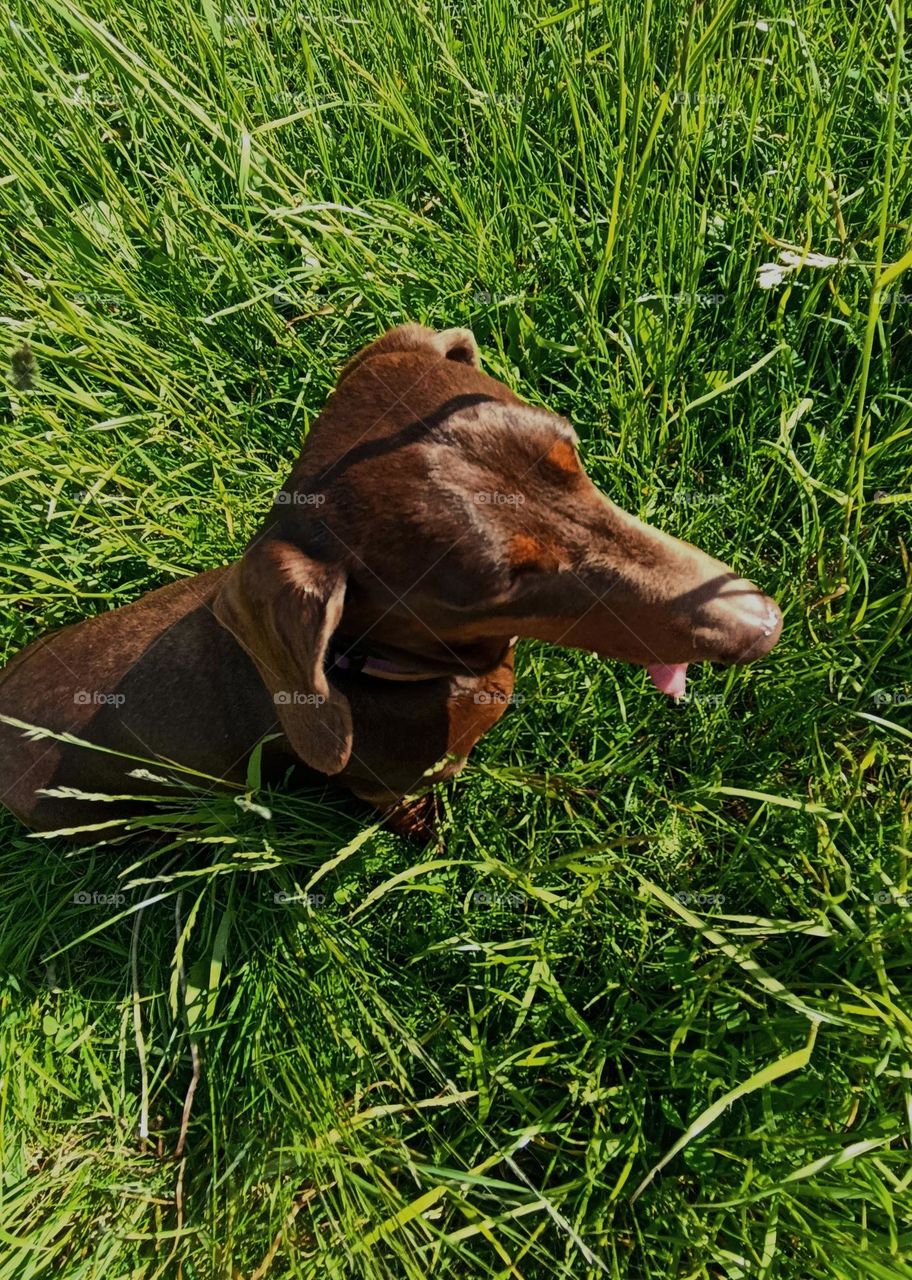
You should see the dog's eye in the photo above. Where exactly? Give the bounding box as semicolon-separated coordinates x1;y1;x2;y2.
508;561;539;583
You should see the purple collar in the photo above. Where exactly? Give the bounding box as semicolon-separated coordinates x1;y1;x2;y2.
327;645;443;682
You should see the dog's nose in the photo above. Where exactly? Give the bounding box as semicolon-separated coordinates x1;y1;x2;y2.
734;594;783;662
699;579;783;664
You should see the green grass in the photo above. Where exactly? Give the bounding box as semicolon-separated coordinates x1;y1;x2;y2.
1;0;912;1275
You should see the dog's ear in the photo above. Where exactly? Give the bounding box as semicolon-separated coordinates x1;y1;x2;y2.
212;539;352;775
338;324;480;383
433;327;480;366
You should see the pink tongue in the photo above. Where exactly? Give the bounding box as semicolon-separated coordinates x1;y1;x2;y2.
646;663;689;698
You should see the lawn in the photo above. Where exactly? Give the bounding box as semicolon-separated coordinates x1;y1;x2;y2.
1;0;911;1275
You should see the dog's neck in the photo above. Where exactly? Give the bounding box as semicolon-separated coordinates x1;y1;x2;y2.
326;635;515;683
326;644;440;682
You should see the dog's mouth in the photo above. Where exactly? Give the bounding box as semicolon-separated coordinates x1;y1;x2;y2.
639;593;783;700
646;662;689;699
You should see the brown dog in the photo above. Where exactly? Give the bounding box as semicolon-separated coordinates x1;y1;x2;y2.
0;324;782;837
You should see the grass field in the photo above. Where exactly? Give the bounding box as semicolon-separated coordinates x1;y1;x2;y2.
2;0;912;1275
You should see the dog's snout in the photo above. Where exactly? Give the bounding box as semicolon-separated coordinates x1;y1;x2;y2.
703;579;783;663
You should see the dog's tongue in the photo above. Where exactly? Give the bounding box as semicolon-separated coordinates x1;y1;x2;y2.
646;663;689;698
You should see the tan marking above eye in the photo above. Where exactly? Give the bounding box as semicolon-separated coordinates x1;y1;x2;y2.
543;440;579;474
508;534;560;573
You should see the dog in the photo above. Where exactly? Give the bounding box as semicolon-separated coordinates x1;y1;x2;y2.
0;323;782;838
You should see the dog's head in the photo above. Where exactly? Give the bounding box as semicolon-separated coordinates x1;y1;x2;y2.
214;324;782;772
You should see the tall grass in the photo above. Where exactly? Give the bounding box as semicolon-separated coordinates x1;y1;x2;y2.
1;1;911;1276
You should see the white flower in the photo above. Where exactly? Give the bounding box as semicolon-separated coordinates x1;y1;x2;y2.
756;247;840;290
779;249;839;269
756;261;792;290
128;768;173;784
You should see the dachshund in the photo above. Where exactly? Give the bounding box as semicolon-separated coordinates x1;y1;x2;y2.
0;324;782;838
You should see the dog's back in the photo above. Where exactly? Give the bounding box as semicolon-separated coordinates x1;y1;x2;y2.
0;569;277;831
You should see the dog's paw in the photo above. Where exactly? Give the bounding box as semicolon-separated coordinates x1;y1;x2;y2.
382;793;441;847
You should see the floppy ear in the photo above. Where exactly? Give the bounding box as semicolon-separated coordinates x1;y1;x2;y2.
337;324;481;384
432;327;480;367
212;539;352;775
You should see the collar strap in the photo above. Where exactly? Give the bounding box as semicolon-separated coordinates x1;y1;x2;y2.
327;636;518;683
327;645;443;682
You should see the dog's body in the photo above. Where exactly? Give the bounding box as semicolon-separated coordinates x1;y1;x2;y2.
0;324;782;835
